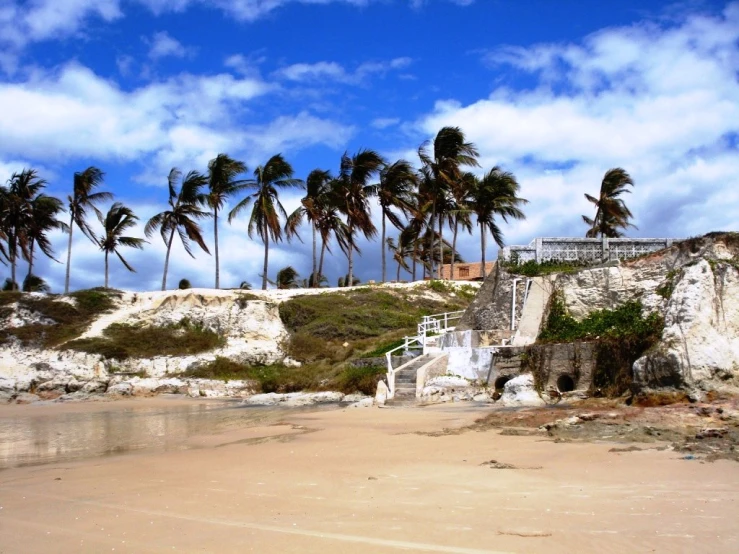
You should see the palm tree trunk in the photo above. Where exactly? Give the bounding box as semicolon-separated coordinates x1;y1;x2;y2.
412;242;417;281
104;250;109;289
162;227;176;291
381;214;386;283
347;224;354;287
451;221;458;281
262;232;269;290
397;261;401;282
318;239;327;282
64;213;74;294
480;222;486;272
10;240;16;290
311;223;317;288
26;239;35;280
438;216;444;279
213;208;220;289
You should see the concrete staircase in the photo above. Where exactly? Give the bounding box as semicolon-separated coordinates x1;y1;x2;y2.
386;354;432;405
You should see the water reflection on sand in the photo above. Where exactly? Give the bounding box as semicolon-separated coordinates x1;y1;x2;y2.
0;400;306;470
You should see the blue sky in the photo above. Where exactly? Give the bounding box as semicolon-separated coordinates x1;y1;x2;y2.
1;0;738;291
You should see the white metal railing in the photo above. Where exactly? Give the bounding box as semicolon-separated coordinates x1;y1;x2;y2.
383;310;467;397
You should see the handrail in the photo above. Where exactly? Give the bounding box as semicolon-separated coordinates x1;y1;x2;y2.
385;336;423;397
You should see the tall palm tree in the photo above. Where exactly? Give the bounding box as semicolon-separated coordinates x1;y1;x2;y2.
285;169;332;287
582;168;636;238
448;171;475;280
229;154;302;290
315;201;349;281
376;160;417;282
145;168;211;291
65;167;112;294
24;193;68;280
418;126;479;278
0;169;46;286
99;203;146;289
332;149;385;287
206;154;248;289
470;167;528;272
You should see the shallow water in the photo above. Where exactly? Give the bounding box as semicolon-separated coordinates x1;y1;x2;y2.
0;400;306;470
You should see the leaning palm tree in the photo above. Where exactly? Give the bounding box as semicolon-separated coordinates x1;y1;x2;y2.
285;169;332;287
24;193;68;280
99;203;146;289
332;149;385;287
470;167;528;272
582;168;636;238
229;154;302;290
206;154;248;289
418;126;479;278
65;167;112;293
145;168;211;291
0;169;46;286
376;160;417;282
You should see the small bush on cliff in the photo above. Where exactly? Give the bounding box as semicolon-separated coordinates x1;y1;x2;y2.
537;293;664;396
501;259;587;277
65;319;225;359
0;289;120;347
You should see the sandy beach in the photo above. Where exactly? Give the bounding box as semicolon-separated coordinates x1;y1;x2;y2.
0;398;737;553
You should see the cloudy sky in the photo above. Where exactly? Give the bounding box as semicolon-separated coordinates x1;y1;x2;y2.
1;0;738;291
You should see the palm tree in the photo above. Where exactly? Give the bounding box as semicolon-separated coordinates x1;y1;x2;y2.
145;168;211;291
386;237;411;282
470;167;528;272
65;167;112;294
418;127;479;278
332;150;385;287
285;169;332;287
24;193;68;280
229;154;302;290
0;169;46;286
315;201;349;281
448;171;475;280
376;160;417;282
99;203;146;289
273;266;300;289
582;168;636;238
206;154;248;289
23;274;51;293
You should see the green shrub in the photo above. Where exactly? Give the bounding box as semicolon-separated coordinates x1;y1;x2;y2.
502;259;587;277
65;319;225;359
333;365;386;395
428;280;452;293
1;289;120;347
178;279;191;289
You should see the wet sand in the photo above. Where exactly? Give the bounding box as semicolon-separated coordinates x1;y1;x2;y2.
1;398;738;553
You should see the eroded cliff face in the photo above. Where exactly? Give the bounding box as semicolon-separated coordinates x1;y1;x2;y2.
0;289;290;402
554;236;739;392
458;234;739;394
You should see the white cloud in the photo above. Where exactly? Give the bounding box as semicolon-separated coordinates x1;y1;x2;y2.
146;31;188;60
418;3;739;244
371;117;400;129
0;63;353;182
274;57;413;84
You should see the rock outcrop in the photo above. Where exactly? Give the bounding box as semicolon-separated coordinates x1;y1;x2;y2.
0;289;290;403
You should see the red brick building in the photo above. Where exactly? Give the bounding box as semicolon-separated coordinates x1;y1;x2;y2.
438;261;495;281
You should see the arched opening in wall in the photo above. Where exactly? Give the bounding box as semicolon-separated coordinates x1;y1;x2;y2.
494;375;512;392
557;374;575;393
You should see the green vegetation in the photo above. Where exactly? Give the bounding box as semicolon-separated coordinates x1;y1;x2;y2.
536;293;664;396
656;269;679;299
65;319;225;360
0;289;119;347
180;357;384;395
278;286;468;364
359;338;408;359
502;259;588;277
